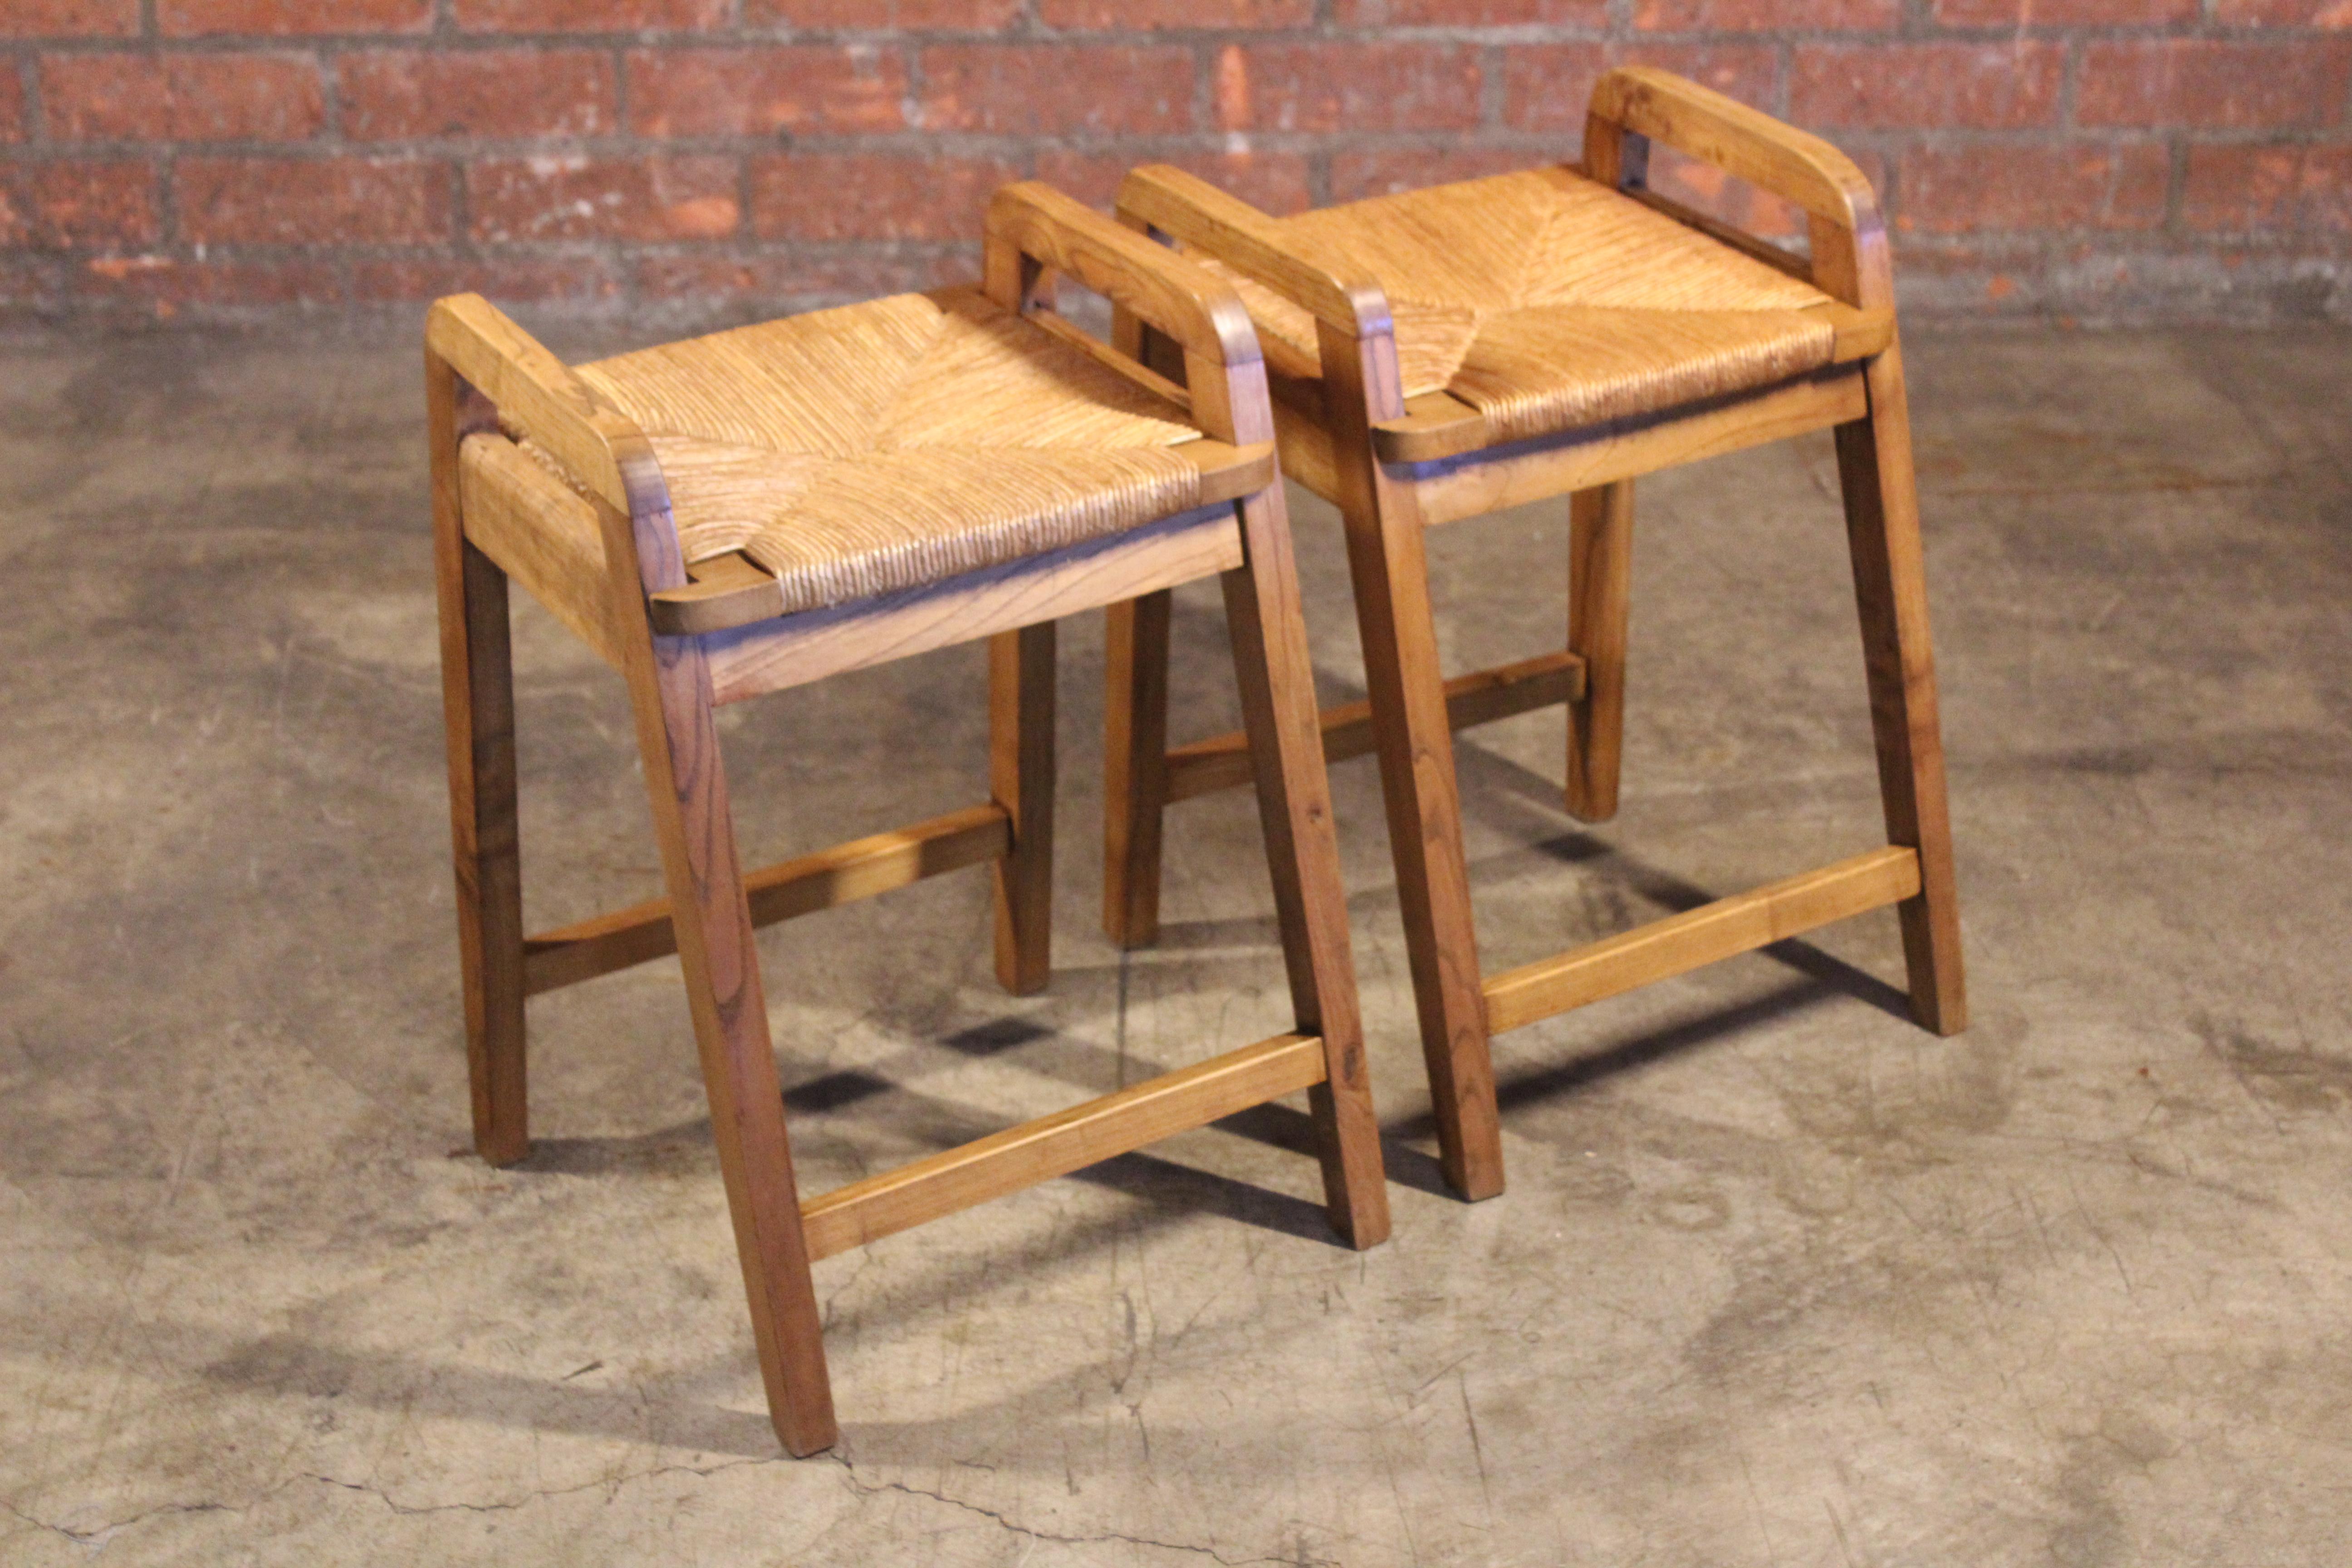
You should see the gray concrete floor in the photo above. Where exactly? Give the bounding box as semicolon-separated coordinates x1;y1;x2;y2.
2;319;2349;1567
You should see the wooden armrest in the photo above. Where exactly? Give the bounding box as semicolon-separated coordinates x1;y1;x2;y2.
985;181;1266;374
426;293;630;511
1586;66;1878;234
1114;165;1389;340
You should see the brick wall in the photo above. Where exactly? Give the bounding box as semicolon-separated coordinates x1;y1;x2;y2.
2;1;2346;323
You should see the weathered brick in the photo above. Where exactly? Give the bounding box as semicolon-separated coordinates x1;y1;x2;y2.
0;160;160;247
1932;0;2192;22
159;0;433;35
2184;143;2352;231
627;48;907;137
2078;40;2352;128
340;51;616;141
635;250;970;302
1793;43;2064;129
921;45;1195;135
0;66;26;142
1217;44;1482;133
1329;146;1534;202
351;255;622;301
751;153;1017;241
79;254;343;310
43;54;327;142
1898;144;2170;233
176;157;450;245
2212;0;2352;21
2;0;137;36
1633;0;1895;31
1043;0;1314;26
1036;147;1313;215
1646;147;1810;240
469;156;740;242
1337;0;1607;20
748;0;1019;26
1505;44;1779;134
453;0;725;28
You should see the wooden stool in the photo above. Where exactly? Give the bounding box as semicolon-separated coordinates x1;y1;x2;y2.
1101;68;1967;1202
426;182;1389;1458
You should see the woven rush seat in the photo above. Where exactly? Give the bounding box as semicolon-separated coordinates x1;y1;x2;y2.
1196;166;1840;444
552;284;1211;615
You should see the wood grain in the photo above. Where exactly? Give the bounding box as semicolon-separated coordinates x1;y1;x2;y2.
1836;342;1969;1035
990;622;1056;997
799;1034;1328;1261
456;432;627;666
1565;481;1634;823
522;804;1010;996
426;293;628;510
1164;648;1587;805
1481;846;1922;1035
1102;588;1173;948
429;349;529;1168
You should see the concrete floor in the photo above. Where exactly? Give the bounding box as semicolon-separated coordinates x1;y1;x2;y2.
2;318;2349;1567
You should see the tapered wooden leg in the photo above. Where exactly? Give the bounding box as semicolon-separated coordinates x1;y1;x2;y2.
429;350;528;1166
1316;321;1504;1202
1103;590;1172;949
1566;480;1633;823
630;627;838;1457
1220;489;1390;1248
991;622;1056;995
1835;342;1968;1036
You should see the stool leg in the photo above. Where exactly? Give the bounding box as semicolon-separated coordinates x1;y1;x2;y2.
1318;323;1505;1202
630;627;838;1457
1566;480;1634;823
1221;488;1391;1249
429;353;527;1166
991;623;1056;995
1102;590;1172;949
1835;343;1968;1035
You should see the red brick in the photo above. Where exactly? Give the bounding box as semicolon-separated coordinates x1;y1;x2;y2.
2213;0;2352;21
1336;0;1605;19
1217;44;1482;134
176;157;450;244
78;255;343;311
1897;145;2169;233
1633;0;1895;30
2184;143;2352;231
0;0;138;35
1036;147;1313;215
1329;146;1534;202
159;0;432;35
1505;44;1779;134
635;250;970;301
0;66;24;142
350;256;622;301
1932;0;2191;22
1043;0;1313;25
627;48;907;137
2078;40;2352;129
1793;44;2064;130
469;156;740;242
340;51;617;141
0;161;160;246
749;0;1020;24
921;46;1195;135
750;153;1017;242
42;54;326;142
453;0;725;28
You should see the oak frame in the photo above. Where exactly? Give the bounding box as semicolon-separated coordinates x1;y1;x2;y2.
426;181;1389;1459
1105;66;1967;1203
